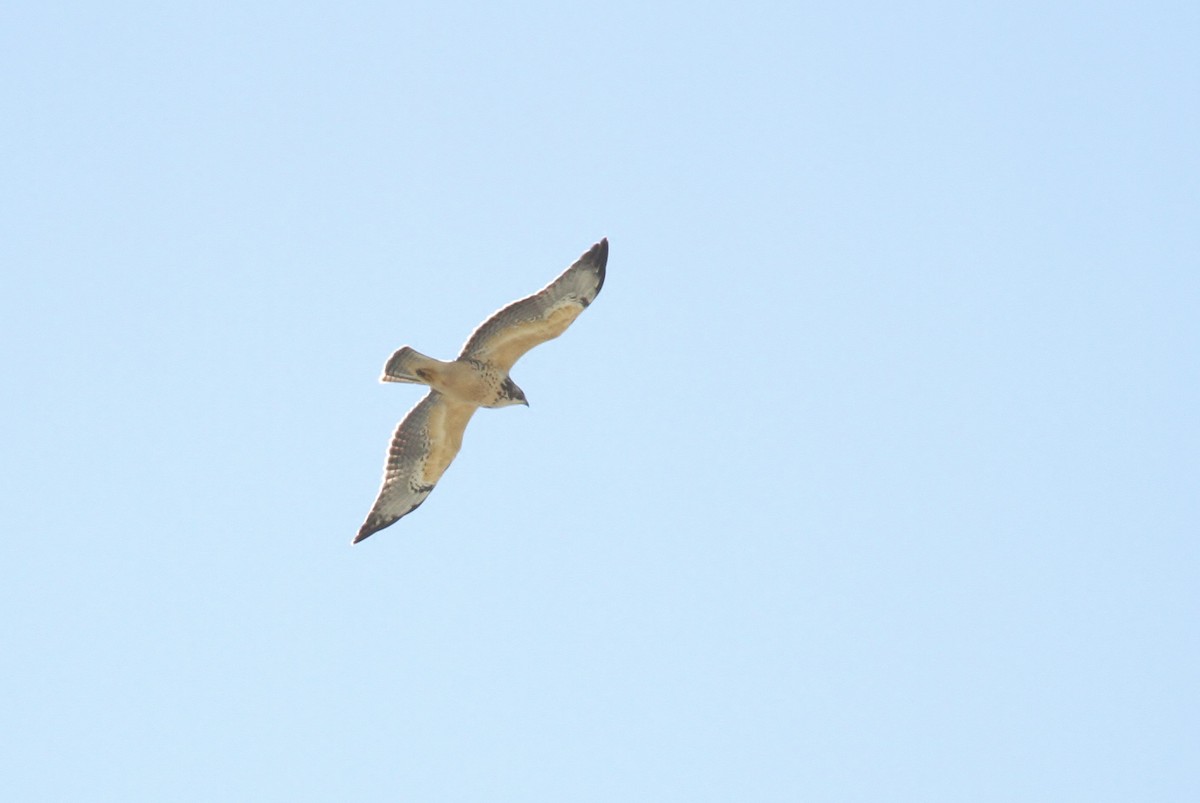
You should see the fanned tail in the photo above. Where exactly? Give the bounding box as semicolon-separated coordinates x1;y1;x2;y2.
381;346;440;384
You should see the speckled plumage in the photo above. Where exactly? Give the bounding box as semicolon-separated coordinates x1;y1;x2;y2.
355;238;607;544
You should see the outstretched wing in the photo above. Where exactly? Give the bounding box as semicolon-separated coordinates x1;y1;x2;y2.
355;391;478;543
457;238;607;372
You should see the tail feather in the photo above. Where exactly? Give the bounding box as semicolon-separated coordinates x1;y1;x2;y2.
381;346;440;384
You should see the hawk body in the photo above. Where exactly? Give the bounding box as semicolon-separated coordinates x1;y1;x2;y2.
382;349;517;408
355;238;607;543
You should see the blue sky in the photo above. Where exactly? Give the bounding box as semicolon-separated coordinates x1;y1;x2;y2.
2;1;1197;800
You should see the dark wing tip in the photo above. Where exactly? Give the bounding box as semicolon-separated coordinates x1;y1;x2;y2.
582;237;607;297
352;514;393;544
352;496;430;545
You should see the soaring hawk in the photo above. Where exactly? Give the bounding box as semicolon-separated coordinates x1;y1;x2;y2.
354;238;608;543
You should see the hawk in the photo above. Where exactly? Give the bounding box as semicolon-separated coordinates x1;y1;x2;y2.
354;238;608;544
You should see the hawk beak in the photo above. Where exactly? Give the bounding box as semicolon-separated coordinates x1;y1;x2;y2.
522;398;530;407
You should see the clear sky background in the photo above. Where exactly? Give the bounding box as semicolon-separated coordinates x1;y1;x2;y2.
2;1;1196;800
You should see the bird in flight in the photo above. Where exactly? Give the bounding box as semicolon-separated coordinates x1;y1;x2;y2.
354;238;608;544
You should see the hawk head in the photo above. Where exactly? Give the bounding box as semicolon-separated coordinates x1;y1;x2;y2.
496;376;528;407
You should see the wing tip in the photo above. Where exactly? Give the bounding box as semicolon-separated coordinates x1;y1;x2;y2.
582;237;608;297
353;496;431;545
353;513;395;544
590;237;608;266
